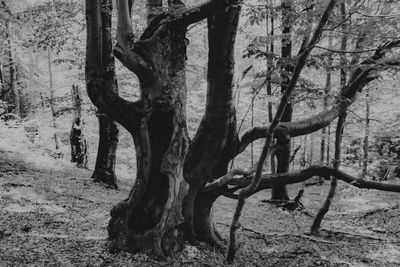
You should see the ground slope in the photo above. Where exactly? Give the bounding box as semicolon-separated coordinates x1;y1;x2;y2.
0;150;400;266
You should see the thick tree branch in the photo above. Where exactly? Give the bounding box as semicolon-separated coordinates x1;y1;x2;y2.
237;40;400;154
86;0;148;131
224;165;400;194
204;145;282;192
115;0;152;78
160;0;230;26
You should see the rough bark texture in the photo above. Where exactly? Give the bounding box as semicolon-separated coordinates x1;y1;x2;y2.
183;3;240;247
85;0;238;257
91;0;119;188
92;113;119;187
86;0;190;258
70;85;88;168
362;87;370;176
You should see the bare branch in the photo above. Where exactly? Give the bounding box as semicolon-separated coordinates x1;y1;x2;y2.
237;40;400;154
225;165;400;194
227;1;339;263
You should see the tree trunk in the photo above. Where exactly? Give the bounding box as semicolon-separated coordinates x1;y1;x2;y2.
47;46;60;150
271;0;292;201
5;22;20;116
92;114;119;187
183;5;241;246
0;62;3;95
267;0;276;174
326;125;331;165
362;87;370;176
309;133;314;166
70;85;88;168
319;35;332;180
91;0;119;188
90;0;189;257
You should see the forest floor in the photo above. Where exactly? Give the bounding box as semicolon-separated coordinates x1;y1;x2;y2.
1;149;400;266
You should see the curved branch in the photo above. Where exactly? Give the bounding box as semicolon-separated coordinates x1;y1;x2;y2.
225;165;400;194
205;145;282;192
227;1;338;262
237;40;400;154
86;0;148;131
115;0;152;78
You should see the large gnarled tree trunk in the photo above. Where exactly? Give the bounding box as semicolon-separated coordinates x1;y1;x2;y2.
86;0;200;257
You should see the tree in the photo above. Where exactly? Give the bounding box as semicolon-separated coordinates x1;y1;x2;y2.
85;0;400;262
70;84;88;168
271;0;293;201
91;0;119;188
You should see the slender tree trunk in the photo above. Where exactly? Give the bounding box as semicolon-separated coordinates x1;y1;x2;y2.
251;99;254;165
267;0;275;174
309;133;314;166
47;45;60;150
6;22;20;116
91;0;119;188
271;0;292;201
28;47;34;90
319;36;333;180
327;125;331;165
311;1;349;232
311;112;347;233
0;62;3;94
70;85;88;168
362;87;370;176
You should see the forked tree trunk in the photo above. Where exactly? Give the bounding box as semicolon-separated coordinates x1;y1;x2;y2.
70;85;88;168
86;0;190;257
87;0;238;258
91;0;119;188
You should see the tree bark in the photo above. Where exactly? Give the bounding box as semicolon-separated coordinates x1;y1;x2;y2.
47;45;60;150
362;87;370;176
183;3;241;247
320;37;332;167
70;85;88;168
91;0;119;188
86;0;190;257
311;112;346;233
266;0;275;174
5;22;19;116
271;0;293;201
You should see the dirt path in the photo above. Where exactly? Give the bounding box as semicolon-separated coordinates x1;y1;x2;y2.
1;150;400;266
